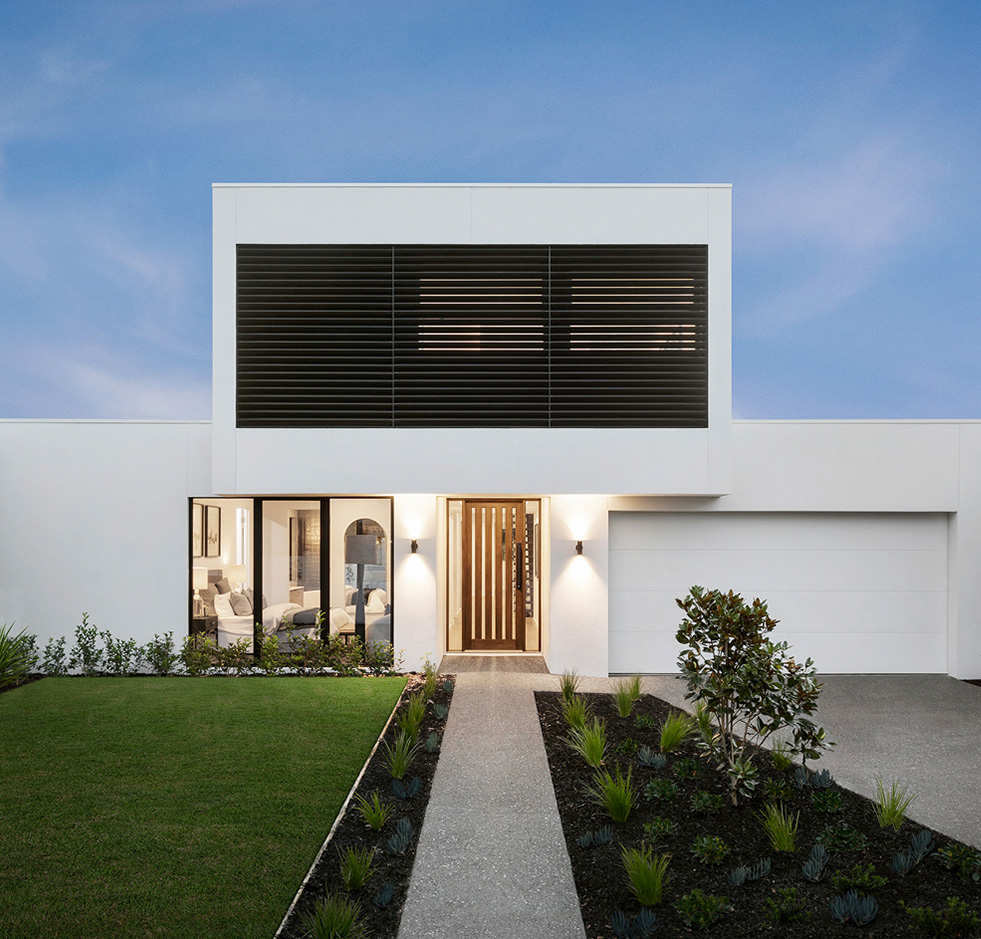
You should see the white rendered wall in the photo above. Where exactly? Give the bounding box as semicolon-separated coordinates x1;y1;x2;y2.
212;184;732;499
0;421;211;649
393;494;440;672
610;420;981;678
548;495;609;677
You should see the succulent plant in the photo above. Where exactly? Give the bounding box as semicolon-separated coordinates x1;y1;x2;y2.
636;746;667;769
433;703;449;720
810;768;834;788
801;844;829;882
425;730;441;752
829;890;877;926
391;776;422;800
386;817;415;855
372;881;395;908
610;907;657;939
893;829;935;875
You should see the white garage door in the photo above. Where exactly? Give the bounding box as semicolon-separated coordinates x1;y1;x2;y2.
609;512;948;674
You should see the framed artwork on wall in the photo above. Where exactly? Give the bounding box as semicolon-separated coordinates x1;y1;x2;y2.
192;503;204;557
206;505;221;557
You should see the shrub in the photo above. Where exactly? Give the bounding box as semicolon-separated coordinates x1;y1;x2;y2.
672;757;700;779
353;790;392;831
936;843;981;882
758;802;799;853
338;845;375;892
303;891;367;939
40;635;68;676
0;624;36;690
180;632;216;676
763;886;812;924
675;889;730;929
383;732;420;780
762;778;794;803
689;790;724;814
257;633;283;675
817;822;869;854
901;896;981;937
612;674;642;717
643;816;677;842
566;718;607;768
144;632;179;676
585;764;635;823
68;613;103;676
644;778;679;805
658;710;694;753
675;586;831;804
690;834;730;866
831;862;887;894
621;844;670;906
101;631;144;676
873;774;917;830
614;736;640;757
811;789;844;813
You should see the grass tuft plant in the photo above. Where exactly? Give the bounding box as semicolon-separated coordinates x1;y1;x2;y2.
612;675;642;717
0;623;36;690
559;669;581;702
396;691;427;743
758;801;799;853
352;790;392;831
585;764;636;823
561;693;592;731
338;845;375;892
566;717;607;768
383;731;420;780
873;774;917;831
770;739;795;771
620;844;670;906
303;892;367;939
658;709;695;753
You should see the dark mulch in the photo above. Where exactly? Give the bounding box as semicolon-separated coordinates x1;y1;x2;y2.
537;690;981;938
278;675;454;939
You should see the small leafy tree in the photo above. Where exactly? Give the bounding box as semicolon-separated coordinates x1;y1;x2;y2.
676;586;831;804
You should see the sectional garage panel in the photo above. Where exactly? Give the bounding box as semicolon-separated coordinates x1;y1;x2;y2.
609;512;948;674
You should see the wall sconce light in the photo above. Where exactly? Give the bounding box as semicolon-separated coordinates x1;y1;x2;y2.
575;540;584;556
410;539;419;554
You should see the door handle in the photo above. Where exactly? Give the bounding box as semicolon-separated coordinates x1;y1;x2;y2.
516;542;523;591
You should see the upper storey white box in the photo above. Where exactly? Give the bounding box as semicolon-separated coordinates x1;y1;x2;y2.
212;184;732;496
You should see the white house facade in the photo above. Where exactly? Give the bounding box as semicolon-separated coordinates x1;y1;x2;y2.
2;184;979;678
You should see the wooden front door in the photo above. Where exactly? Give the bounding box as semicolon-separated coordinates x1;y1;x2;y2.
462;501;525;650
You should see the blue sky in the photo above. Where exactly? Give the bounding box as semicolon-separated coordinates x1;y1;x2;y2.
1;0;978;419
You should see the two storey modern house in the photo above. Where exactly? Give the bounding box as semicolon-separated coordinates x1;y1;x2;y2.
2;184;979;678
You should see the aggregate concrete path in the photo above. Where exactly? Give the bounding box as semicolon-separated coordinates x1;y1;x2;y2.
398;664;981;939
396;655;586;939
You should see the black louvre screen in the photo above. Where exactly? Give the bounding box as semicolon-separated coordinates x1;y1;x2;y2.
236;244;707;428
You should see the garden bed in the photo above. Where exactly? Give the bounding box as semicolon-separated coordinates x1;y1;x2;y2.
278;673;454;939
537;690;981;938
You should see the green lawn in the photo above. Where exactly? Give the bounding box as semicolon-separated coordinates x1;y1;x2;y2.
0;676;407;939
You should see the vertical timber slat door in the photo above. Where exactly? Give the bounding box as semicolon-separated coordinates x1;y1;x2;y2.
463;501;525;650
